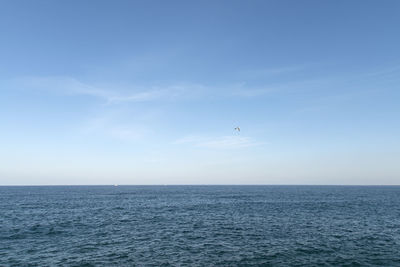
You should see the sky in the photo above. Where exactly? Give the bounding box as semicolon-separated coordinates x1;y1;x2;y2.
0;0;399;185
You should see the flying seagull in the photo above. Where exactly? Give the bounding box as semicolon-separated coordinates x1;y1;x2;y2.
234;127;240;132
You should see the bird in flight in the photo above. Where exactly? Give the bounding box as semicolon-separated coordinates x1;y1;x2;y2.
234;127;240;132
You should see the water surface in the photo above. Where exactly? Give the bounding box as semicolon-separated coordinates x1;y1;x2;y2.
1;185;400;266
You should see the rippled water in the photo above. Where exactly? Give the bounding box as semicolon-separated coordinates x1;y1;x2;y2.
1;186;400;266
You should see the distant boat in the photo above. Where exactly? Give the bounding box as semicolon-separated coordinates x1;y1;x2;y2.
114;184;118;187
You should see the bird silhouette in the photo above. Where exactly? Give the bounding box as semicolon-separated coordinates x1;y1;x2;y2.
234;127;240;132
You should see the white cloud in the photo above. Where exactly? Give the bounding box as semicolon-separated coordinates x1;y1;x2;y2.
198;136;262;148
81;112;151;142
22;76;113;99
174;135;265;149
17;74;325;103
232;79;326;97
19;76;206;104
241;65;307;78
363;65;400;78
108;127;147;141
172;135;203;145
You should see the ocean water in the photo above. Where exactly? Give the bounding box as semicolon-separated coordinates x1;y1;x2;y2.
1;186;400;266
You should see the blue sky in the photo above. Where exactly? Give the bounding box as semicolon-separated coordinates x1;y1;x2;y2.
1;0;399;185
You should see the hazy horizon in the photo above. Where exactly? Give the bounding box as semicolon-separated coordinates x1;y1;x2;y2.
1;0;399;185
1;184;400;187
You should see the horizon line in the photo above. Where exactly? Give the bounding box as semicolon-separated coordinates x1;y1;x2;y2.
1;184;399;186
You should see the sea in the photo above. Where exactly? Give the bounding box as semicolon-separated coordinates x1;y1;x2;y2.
0;185;399;266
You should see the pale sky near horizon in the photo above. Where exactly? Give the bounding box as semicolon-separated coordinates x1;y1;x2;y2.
1;0;399;185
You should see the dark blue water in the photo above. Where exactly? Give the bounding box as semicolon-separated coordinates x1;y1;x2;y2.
1;186;400;266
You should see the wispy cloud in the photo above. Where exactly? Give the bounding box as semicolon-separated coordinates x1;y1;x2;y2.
241;65;308;78
19;76;206;104
81;114;151;142
17;73;326;103
174;135;265;149
232;79;325;97
198;136;263;149
22;76;113;99
363;65;400;78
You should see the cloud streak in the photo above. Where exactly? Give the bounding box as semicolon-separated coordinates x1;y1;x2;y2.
16;69;328;105
19;76;205;104
240;65;308;78
18;72;323;104
81;113;151;142
174;135;265;149
231;79;325;97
